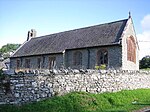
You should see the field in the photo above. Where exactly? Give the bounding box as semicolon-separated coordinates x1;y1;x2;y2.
0;89;150;112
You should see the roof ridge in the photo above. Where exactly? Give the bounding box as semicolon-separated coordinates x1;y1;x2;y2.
31;18;128;40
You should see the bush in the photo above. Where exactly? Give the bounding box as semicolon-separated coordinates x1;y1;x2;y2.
95;64;106;70
140;55;150;69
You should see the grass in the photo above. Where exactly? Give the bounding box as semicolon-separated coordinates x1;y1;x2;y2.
0;89;150;112
140;68;150;71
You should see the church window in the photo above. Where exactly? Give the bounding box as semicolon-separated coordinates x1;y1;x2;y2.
16;59;20;69
25;59;30;68
37;58;41;69
49;57;56;69
97;49;108;65
73;51;82;66
127;36;136;63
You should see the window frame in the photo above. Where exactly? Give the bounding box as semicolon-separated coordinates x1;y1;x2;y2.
73;51;82;66
97;49;108;66
49;57;56;69
25;58;30;68
37;58;41;69
127;36;136;63
16;59;20;69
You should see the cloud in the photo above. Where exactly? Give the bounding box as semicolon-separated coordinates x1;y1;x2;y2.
137;14;150;59
141;14;150;31
137;31;150;59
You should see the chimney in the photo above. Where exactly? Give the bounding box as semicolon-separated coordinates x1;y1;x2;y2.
31;29;37;37
27;29;37;41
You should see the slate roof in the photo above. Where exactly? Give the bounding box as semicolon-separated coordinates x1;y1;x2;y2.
11;19;128;58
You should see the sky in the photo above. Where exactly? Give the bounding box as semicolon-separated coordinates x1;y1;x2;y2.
0;0;150;59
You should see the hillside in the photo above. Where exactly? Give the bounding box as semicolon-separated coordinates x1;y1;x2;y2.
0;89;150;112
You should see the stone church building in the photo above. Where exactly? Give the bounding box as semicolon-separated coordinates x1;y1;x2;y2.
10;15;139;71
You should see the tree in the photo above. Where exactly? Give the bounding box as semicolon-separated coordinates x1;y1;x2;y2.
0;44;21;53
0;44;21;59
139;55;150;69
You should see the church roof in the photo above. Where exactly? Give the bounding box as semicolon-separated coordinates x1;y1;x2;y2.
11;18;128;58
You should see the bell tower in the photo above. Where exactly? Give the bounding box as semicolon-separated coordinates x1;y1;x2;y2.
27;29;37;41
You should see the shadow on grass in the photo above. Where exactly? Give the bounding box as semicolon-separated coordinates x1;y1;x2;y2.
137;103;150;106
104;110;127;112
104;102;150;112
133;103;150;106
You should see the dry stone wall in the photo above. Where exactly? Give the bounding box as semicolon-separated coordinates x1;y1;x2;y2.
0;70;150;104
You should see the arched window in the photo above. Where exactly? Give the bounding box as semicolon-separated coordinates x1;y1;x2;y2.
25;59;30;68
127;36;136;63
73;51;82;66
37;58;41;69
49;57;56;69
16;59;20;69
97;49;108;65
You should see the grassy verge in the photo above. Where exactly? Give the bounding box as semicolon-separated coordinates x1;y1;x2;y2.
0;89;150;112
140;68;150;71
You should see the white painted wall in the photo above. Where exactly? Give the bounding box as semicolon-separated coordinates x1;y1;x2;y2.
121;17;139;70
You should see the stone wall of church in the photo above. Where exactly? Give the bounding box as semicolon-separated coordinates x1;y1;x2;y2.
10;54;63;70
65;46;122;69
107;46;122;69
11;46;122;70
0;70;150;104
